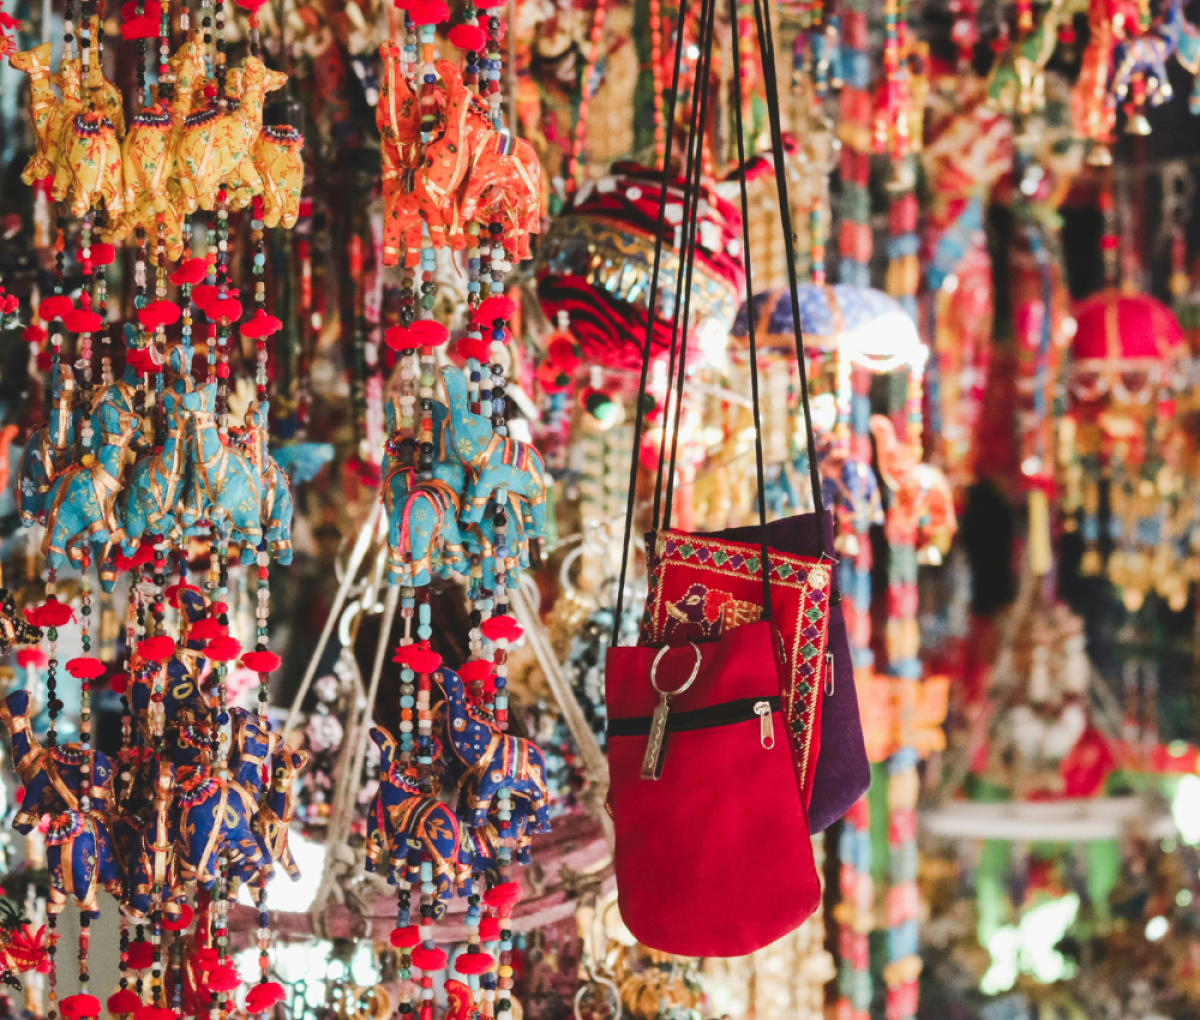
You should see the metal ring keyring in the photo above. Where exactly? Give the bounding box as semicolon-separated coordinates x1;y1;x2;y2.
649;641;702;698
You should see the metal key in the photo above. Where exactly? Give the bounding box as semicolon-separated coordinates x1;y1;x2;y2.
641;642;702;780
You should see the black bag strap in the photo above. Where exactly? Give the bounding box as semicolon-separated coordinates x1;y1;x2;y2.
612;0;828;643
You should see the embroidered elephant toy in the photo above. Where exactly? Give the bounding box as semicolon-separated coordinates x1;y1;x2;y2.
457;131;542;263
241;400;294;563
41;362;146;570
121;345;197;554
52;109;125;219
383;398;466;584
256;743;308;880
18;361;77;526
365;726;464;907
8;42;64;184
174;56;288;214
0;692;120;913
174;709;277;888
253;125;305;229
179;383;263;542
439;365;548;536
434;667;551;832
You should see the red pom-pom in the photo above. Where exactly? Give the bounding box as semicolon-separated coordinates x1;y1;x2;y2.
409;320;450;347
23;325;47;344
91;243;116;266
188;618;227;641
137;636;175;662
410;946;448;971
244;983;286;1013
233;0;269;11
125;347;164;374
139;300;181;329
200;296;243;323
107;990;142;1016
25;600;75;628
546;334;580;372
16;648;48;670
536;361;571;394
481;615;522;643
171;258;208;286
192;948;220;970
61;994;101;1019
126;941;155;970
241;650;282;673
482;880;522;912
477;295;516;323
205;636;243;662
448;24;486;51
161;904;194;931
39;296;73;321
389;926;420;949
457;337;492;362
109;673;128;696
384;326;412;351
63;309;103;334
477;917;501;941
134;1008;176;1020
241;309;282;338
453;951;495;975
393;644;442;673
407;0;449;23
203;962;241;993
164;582;202;608
114;544;154;573
457;659;494;682
475;0;505;10
120;15;158;38
65;657;105;680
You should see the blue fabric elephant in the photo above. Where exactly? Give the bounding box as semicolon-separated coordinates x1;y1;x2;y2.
242;401;294;564
121;346;197;554
42;363;146;570
179;383;262;541
383;397;466;585
434;667;551;832
18;361;77;526
439;365;548;537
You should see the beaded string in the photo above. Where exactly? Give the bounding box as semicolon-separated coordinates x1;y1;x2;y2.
564;0;607;195
650;0;665;163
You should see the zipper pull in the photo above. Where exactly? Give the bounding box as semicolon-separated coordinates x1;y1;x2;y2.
825;651;835;696
754;701;774;749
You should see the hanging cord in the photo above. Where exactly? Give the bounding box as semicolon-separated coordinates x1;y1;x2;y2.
752;0;829;563
659;0;720;530
611;0;692;643
728;0;772;618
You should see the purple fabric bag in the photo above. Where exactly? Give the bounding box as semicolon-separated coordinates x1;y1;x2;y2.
705;512;869;832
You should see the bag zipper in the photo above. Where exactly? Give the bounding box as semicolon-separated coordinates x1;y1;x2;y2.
609;695;781;750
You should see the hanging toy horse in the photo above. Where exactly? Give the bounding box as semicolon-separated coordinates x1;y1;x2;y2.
8;43;65;184
383;398;466;585
434;667;551;832
257;743;308;879
180;383;263;542
175;709;276;887
174;56;288;213
365;727;464;908
439;366;548;535
41;363;145;570
0;692;121;912
18;361;77;526
121;345;196;554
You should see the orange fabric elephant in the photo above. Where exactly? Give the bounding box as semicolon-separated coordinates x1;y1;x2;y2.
458;132;542;262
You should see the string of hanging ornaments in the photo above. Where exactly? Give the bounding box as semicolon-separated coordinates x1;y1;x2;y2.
3;0;549;1009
